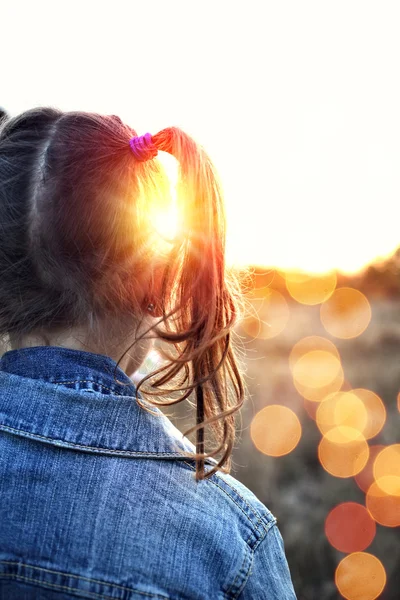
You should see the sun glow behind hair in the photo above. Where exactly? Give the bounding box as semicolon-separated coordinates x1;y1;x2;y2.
2;1;400;276
149;152;180;249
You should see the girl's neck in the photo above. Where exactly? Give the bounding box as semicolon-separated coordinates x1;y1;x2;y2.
9;323;153;377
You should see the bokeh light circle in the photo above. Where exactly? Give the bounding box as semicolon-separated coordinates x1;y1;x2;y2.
289;337;344;402
354;445;386;493
373;445;400;495
318;427;369;478
335;552;386;600
241;290;290;339
320;287;372;339
351;388;386;440
316;392;368;438
325;502;376;553
289;336;340;371
294;368;344;403
250;405;302;457
366;478;400;527
316;389;386;443
285;271;337;305
293;350;341;389
303;379;351;421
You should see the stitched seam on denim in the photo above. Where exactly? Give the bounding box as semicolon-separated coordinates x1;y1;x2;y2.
182;461;268;537
245;515;277;546
181;460;271;527
250;521;279;554
230;524;282;600
233;562;253;600
0;573;169;599
0;424;186;456
230;548;255;600
224;557;247;598
223;546;252;599
0;561;134;592
215;478;272;526
52;379;127;396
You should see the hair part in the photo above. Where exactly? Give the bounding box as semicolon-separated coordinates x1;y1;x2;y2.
0;106;246;481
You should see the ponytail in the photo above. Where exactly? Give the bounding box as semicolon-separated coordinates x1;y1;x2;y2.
134;127;246;481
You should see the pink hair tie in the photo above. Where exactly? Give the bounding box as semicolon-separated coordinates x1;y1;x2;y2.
129;132;158;161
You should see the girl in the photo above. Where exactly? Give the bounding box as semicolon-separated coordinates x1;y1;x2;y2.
0;107;297;599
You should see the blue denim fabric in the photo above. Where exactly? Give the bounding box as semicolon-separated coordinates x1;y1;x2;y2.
0;345;297;599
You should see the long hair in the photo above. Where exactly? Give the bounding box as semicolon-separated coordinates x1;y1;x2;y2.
0;107;245;481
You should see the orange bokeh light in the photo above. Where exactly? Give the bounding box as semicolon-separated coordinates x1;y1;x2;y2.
292;350;344;403
285;270;337;305
325;502;376;553
250;405;302;457
243;270;276;298
289;336;340;372
373;445;400;495
315;388;385;443
351;389;386;440
354;445;386;494
241;290;290;339
366;478;400;527
289;337;345;404
318;427;369;478
316;391;368;438
304;381;353;420
320;287;372;339
295;372;345;403
293;350;341;389
335;552;386;600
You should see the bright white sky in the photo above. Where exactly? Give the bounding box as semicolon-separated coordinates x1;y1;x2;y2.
2;1;400;274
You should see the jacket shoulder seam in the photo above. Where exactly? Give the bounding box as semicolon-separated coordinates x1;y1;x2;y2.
226;523;281;600
182;461;274;539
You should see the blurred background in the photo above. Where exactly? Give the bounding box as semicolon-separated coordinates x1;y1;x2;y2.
2;1;400;598
155;257;400;600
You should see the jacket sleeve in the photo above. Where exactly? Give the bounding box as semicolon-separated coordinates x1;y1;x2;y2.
238;523;298;599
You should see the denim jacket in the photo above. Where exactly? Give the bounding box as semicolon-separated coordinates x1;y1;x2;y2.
0;345;297;599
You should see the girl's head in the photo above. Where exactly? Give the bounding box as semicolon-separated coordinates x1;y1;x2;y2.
0;107;245;480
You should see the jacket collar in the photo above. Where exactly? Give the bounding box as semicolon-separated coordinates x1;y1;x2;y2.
0;345;217;465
